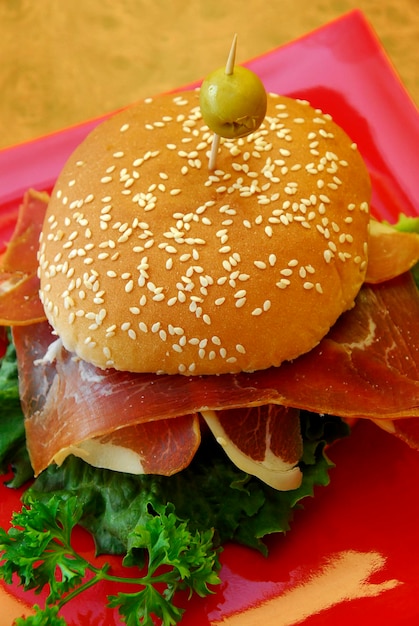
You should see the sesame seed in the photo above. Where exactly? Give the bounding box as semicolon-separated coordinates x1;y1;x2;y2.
254;261;267;270
323;249;334;263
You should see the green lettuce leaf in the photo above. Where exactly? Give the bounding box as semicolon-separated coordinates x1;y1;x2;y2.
393;214;419;287
392;214;419;234
0;335;33;487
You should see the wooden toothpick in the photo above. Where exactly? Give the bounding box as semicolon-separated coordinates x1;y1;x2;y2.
208;34;238;171
208;134;220;171
225;33;237;76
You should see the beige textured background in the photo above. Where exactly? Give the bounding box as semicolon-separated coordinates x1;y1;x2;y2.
0;0;417;150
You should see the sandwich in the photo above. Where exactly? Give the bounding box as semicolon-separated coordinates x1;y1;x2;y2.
1;84;419;624
14;90;373;485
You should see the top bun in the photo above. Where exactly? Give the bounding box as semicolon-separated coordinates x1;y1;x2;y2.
38;91;371;375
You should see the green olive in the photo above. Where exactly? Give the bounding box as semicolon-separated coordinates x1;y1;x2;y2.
200;65;267;139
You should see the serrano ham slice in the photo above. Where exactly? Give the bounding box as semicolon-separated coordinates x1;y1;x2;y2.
0;272;45;327
12;321;201;477
0;190;47;325
14;322;304;488
201;406;303;490
0;189;47;275
366;219;419;283
53;417;201;476
13;270;419;480
375;417;419;451
271;271;419;419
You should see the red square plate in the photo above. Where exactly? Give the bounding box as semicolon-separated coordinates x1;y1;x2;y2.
1;9;419;626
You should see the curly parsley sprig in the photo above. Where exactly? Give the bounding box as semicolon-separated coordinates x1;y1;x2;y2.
0;494;221;625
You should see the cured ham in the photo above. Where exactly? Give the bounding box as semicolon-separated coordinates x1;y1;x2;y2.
0;189;47;275
0;272;45;327
13;321;201;478
375;417;419;451
54;416;201;476
14;322;304;488
366;219;419;283
0;190;47;325
201;406;303;490
272;271;419;418
12;270;419;480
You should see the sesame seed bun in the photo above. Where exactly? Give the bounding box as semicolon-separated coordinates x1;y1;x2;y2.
38;90;371;376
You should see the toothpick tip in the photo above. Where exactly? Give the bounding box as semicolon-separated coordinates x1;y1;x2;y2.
225;33;238;76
